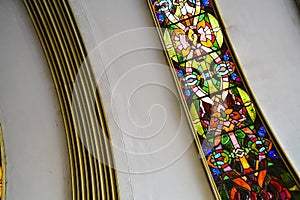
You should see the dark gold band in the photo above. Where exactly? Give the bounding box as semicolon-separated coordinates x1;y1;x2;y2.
23;1;119;199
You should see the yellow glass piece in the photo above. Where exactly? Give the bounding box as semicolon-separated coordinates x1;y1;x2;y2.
239;156;251;170
164;30;178;62
190;103;205;137
208;13;223;48
290;185;300;191
237;88;256;122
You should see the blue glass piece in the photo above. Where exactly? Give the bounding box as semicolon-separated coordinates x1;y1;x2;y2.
231;73;237;80
202;0;210;7
184;89;191;97
211;168;221;180
203;144;212;156
269;149;280;159
178;70;184;77
258;126;267;138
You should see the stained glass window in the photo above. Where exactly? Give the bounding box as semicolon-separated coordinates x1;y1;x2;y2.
148;0;300;199
0;126;5;200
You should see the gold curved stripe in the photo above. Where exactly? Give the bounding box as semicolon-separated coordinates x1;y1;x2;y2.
23;1;120;200
0;125;6;200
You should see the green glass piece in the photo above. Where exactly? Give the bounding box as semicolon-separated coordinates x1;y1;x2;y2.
221;134;230;145
235;129;246;139
290;192;300;199
199;13;205;21
252;185;261;194
220;185;230;200
249;125;255;130
281;172;296;188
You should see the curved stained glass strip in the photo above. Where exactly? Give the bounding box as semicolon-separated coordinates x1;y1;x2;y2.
0;125;5;200
148;0;300;199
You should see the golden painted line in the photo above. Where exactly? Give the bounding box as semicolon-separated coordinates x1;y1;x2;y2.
51;0;110;197
60;0;120;195
50;1;110;196
22;2;78;199
30;2;88;199
0;125;6;200
46;1;104;199
49;1;105;198
23;1;120;199
60;1;120;199
24;1;79;199
59;1;119;198
40;2;100;199
27;0;116;198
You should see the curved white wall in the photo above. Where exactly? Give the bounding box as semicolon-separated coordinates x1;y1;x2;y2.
0;0;71;199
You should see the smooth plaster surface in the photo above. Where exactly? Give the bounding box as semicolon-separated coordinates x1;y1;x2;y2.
0;0;71;199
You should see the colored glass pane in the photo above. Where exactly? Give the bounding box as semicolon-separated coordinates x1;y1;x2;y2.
148;0;300;199
0;126;5;200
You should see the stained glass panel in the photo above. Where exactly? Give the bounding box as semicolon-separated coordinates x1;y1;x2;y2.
0;126;5;200
148;0;300;199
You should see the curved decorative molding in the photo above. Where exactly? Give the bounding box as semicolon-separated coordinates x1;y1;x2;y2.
0;125;6;200
148;0;300;199
23;1;119;199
